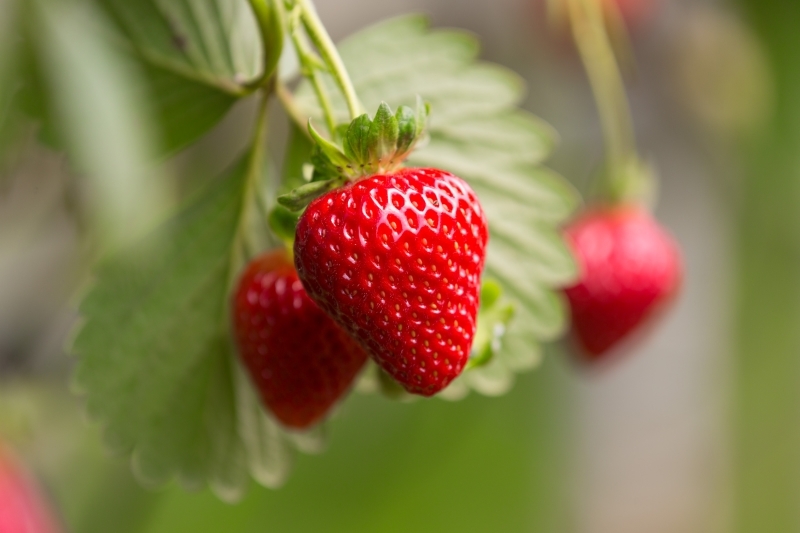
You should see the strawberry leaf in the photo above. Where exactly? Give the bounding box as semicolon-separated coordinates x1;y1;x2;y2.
100;0;265;91
95;0;278;153
71;156;305;500
293;15;579;396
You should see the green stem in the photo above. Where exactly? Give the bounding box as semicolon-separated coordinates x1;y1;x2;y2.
276;81;312;138
245;0;285;89
228;87;272;285
287;9;339;137
296;0;364;120
567;0;637;201
310;70;338;137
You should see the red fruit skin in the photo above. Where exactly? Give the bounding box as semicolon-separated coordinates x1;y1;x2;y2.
563;206;682;361
232;251;368;429
295;168;489;396
0;446;62;533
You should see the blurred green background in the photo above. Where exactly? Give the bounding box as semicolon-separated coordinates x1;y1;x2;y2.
1;0;798;531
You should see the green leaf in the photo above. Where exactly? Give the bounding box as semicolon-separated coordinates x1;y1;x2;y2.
139;62;237;153
280;123;314;194
294;15;580;397
268;205;300;244
367;101;399;161
72;159;247;492
94;0;280;154
32;0;173;248
0;0;21;162
16;0;243;157
71;156;302;499
99;0;263;93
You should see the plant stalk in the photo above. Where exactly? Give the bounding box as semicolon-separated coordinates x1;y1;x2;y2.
287;7;339;137
296;0;364;120
566;0;637;202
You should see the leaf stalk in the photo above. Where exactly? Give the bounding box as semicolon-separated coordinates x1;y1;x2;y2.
295;0;364;120
566;0;640;202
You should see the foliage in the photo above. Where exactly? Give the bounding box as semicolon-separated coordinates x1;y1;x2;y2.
4;1;579;497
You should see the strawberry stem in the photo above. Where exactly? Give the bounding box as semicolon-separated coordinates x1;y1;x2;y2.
566;0;644;204
229;88;273;286
245;0;285;89
287;5;338;137
295;0;364;121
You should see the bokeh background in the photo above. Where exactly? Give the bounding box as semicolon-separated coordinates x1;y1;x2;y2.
1;0;796;531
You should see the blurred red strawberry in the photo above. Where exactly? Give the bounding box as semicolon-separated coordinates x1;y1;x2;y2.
0;445;62;533
563;206;682;361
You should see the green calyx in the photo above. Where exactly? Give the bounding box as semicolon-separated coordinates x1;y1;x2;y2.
315;97;429;180
277;98;429;212
466;280;516;370
600;155;656;208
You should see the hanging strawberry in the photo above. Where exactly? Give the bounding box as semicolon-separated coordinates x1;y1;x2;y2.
232;250;368;429
279;100;489;395
561;0;683;363
563;205;681;359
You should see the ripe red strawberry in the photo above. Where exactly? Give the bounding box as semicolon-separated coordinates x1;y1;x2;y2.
294;167;489;396
563;205;682;360
232;250;368;429
0;445;62;533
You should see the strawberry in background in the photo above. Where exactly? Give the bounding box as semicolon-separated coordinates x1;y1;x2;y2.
563;206;682;361
0;445;62;533
554;0;683;364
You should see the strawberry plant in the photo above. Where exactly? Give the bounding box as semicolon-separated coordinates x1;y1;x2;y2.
0;0;684;504
5;0;582;500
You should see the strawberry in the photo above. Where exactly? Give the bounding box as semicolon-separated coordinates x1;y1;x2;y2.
232;250;368;429
294;167;488;395
563;205;682;361
0;445;62;533
278;100;489;396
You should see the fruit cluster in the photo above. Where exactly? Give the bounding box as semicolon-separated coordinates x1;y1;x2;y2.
232;102;682;430
232;101;489;428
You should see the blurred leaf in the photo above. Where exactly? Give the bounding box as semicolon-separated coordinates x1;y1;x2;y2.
0;0;24;163
295;15;579;395
71;156;298;500
466;280;515;370
33;0;172;248
279;123;313;194
101;0;263;91
139;63;237;154
97;0;267;153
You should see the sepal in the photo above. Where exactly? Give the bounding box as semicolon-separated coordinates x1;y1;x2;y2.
466;280;515;370
277;178;343;211
308;99;429;181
